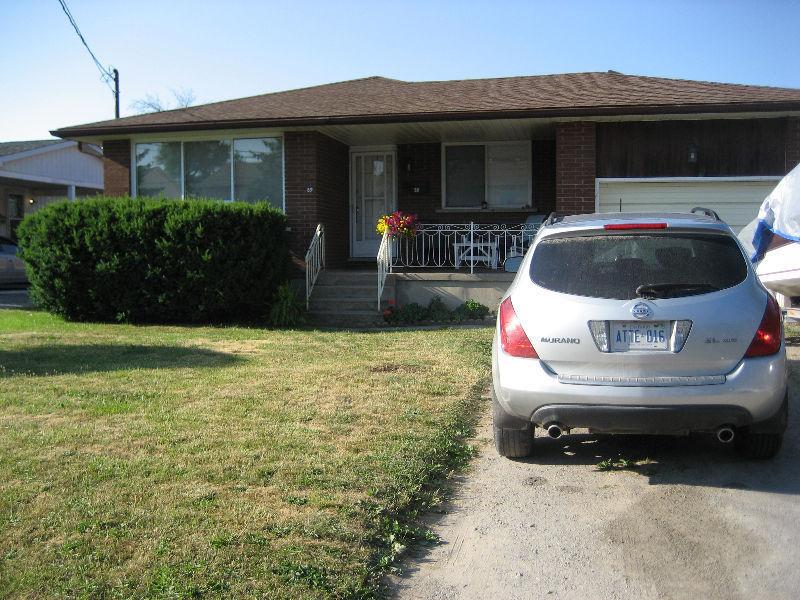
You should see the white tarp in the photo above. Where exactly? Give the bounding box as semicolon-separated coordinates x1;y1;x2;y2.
750;162;800;261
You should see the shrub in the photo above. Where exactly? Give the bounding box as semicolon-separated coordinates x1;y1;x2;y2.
459;299;490;320
268;282;307;328
17;197;288;324
394;302;428;324
382;297;491;325
426;296;451;322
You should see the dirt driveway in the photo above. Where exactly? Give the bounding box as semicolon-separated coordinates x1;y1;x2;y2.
388;347;800;600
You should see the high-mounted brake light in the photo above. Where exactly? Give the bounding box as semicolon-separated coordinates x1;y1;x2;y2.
499;297;538;358
603;223;668;230
744;294;782;358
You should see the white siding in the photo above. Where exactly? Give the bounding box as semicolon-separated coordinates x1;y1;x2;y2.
597;179;781;233
1;145;102;188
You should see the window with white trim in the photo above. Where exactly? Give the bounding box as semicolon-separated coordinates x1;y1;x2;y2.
443;142;532;210
134;137;284;209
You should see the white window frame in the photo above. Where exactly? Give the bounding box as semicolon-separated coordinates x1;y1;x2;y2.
131;133;285;211
440;141;533;211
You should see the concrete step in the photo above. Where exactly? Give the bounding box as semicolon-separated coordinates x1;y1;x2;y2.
316;270;376;285
309;297;377;312
307;270;394;326
308;309;384;328
311;284;381;299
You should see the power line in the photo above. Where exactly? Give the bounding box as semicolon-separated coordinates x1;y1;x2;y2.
56;0;120;117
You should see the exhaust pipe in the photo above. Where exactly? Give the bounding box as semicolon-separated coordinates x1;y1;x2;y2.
716;426;735;444
546;423;564;439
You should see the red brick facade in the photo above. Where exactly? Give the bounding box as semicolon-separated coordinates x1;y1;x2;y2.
555;122;596;215
786;117;800;173
532;140;556;215
100;115;792;270
397;143;441;220
102;139;131;196
284;132;349;269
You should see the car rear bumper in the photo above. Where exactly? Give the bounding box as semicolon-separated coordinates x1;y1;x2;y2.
531;404;751;434
492;339;788;430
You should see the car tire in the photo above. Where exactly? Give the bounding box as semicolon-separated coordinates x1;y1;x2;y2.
735;431;783;460
492;389;533;458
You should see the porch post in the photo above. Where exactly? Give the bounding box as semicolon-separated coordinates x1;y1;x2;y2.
470;221;474;275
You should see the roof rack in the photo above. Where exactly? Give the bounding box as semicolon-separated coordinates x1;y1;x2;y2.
690;206;722;221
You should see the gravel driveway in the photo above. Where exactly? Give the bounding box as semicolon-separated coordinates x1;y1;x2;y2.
388;346;800;600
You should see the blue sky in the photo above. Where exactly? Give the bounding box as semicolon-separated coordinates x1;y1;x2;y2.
2;0;800;140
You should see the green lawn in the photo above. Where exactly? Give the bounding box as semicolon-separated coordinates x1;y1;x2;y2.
0;310;493;599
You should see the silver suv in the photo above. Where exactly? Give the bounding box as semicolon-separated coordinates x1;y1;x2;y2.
492;210;788;460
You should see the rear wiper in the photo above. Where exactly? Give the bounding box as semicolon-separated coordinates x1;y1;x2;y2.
635;283;720;299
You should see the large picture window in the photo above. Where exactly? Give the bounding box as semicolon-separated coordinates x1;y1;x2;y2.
134;136;284;209
443;142;531;210
135;142;181;198
234;138;283;205
184;140;231;200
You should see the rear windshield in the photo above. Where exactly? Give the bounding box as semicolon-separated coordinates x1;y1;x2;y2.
529;231;748;300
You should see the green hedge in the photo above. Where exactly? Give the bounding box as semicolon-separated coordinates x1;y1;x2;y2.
17;197;289;323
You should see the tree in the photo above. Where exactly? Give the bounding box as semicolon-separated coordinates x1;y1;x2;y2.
130;88;197;114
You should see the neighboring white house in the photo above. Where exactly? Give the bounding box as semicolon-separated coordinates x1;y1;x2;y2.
0;139;103;239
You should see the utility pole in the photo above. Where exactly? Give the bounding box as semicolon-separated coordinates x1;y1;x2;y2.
57;0;119;119
113;68;120;118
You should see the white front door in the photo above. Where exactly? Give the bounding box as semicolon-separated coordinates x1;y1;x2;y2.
350;151;396;257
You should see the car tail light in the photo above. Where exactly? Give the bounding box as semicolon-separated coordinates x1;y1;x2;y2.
499;297;538;358
744;294;782;358
604;223;668;230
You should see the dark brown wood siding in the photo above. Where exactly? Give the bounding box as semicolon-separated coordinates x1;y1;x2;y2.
597;118;787;178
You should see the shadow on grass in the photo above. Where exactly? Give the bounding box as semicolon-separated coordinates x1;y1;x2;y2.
0;344;241;377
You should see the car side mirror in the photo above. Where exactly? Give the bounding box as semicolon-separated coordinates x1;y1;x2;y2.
504;256;523;273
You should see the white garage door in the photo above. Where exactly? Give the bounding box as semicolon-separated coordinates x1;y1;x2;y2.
597;179;780;233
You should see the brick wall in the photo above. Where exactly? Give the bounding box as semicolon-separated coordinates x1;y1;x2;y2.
102;139;131;196
397;143;441;220
284;132;349;269
397;141;554;223
555;122;596;215
315;133;350;267
787;117;800;173
532;139;556;214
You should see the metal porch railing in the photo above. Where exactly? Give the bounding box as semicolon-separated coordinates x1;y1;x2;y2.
389;222;539;273
305;224;325;309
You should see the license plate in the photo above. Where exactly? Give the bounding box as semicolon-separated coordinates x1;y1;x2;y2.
610;321;669;352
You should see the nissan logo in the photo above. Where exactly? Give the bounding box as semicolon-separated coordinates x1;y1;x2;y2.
631;302;653;320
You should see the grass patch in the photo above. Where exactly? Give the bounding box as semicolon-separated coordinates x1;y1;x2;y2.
0;310;492;598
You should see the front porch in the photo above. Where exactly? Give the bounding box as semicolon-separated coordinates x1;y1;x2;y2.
305;217;540;325
283;116;582;274
299;125;556;323
306;266;514;326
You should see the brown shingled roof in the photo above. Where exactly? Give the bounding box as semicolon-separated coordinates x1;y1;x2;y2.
53;71;800;137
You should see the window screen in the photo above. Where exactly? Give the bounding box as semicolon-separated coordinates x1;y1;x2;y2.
487;144;530;208
445;145;485;207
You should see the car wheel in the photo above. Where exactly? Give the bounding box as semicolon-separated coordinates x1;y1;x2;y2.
492;389;533;458
735;431;783;460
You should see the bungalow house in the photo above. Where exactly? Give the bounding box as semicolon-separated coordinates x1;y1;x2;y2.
52;71;800;322
0;140;103;240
